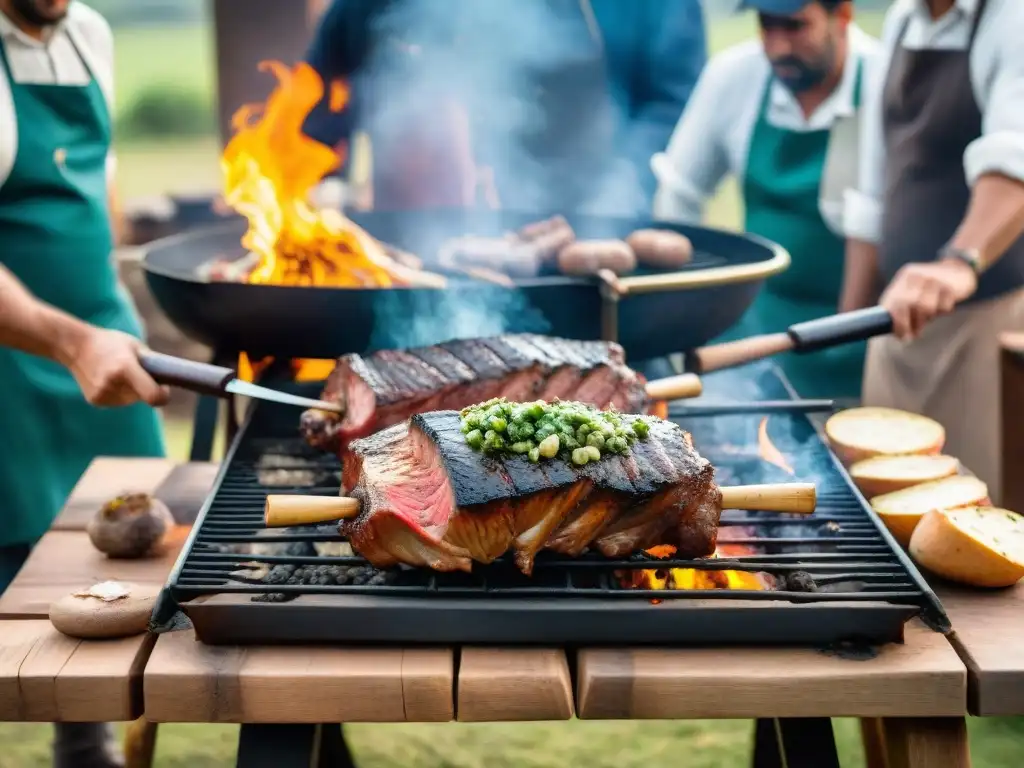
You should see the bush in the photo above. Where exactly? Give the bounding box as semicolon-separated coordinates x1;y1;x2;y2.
116;84;216;141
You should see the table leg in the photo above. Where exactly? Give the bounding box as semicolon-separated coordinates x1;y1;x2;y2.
236;724;357;768
123;717;159;768
751;719;783;768
882;717;971;768
860;717;890;768
751;718;841;768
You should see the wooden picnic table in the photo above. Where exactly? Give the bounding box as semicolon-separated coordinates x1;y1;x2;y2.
1;455;1010;768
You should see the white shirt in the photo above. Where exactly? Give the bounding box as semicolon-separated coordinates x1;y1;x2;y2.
651;24;883;234
844;0;1024;245
0;1;115;188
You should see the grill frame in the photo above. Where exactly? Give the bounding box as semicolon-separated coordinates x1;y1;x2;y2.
154;366;950;646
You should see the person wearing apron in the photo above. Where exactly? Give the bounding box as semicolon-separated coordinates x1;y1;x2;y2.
301;0;705;381
0;2;167;765
652;0;883;399
843;0;1024;503
303;0;707;216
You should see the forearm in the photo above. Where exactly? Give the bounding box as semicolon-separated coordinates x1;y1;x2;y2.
840;239;882;311
949;173;1024;267
0;265;89;366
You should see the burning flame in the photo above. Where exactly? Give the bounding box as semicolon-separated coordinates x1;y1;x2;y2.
757;417;795;475
619;418;802;600
222;61;401;288
222;61;434;383
618;544;765;602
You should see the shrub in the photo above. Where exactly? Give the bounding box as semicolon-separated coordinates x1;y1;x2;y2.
116;84;216;140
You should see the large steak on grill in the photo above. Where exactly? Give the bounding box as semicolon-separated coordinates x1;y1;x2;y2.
341;410;720;574
300;334;649;454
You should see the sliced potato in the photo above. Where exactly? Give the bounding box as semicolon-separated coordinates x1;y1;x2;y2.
910;507;1024;588
870;475;990;546
850;454;960;498
49;581;159;639
825;407;945;466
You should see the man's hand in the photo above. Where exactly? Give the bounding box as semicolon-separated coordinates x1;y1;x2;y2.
66;328;171;408
880;259;978;340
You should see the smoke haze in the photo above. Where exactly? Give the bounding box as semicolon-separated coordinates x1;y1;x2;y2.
357;0;643;216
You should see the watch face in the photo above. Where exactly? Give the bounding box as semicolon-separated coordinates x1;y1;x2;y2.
944;247;983;273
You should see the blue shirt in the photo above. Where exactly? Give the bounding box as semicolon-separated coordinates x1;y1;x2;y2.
304;0;706;214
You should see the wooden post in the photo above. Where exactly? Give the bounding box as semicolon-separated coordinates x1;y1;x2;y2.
1001;333;1024;513
210;0;324;148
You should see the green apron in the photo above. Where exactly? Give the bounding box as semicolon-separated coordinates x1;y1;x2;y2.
722;62;866;400
0;36;165;549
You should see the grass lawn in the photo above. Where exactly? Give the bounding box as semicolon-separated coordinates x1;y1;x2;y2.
7;8;1021;768
111;23;215;121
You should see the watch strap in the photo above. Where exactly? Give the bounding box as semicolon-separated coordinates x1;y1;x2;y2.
939;245;984;275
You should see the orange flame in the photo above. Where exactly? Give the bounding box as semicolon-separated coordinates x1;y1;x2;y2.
222;60;401;289
617;544;765;602
222;61;425;383
619;419;799;599
758;417;795;475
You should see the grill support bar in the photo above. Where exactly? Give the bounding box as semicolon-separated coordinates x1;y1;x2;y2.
752;718;841;768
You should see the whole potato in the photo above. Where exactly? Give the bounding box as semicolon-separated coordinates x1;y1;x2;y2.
626;229;694;269
87;493;174;559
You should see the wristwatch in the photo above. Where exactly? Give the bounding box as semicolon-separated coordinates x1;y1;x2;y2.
939;245;985;275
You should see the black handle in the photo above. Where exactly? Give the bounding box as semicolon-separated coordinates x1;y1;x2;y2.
139;352;236;397
787;307;893;354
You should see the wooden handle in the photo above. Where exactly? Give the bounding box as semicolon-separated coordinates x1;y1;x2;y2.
138;352;235;397
644;373;703;401
719;483;816;515
264;495;362;527
265;482;816;528
688;333;794;374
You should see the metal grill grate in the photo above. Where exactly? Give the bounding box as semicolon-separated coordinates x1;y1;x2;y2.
160;365;950;646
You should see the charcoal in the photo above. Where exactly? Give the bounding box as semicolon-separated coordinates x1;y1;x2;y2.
783;571;818;592
253;562;398;602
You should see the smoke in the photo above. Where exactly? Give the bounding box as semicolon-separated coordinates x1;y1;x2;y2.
357;0;644;216
369;282;551;350
681;363;845;492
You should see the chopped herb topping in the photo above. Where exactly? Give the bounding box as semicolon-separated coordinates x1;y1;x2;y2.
459;398;653;465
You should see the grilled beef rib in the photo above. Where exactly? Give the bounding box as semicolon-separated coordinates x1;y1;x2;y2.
301;334;649;454
340;410;720;574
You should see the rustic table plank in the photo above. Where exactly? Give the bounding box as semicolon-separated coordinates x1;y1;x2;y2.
1;460;217;619
401;649;457;722
0;528;190;620
0;620;152;722
457;648;574;722
52;458;176;530
577;622;965;719
143;629;455;724
936;582;1024;716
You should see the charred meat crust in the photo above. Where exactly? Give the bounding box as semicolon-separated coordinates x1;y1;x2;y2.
299;334;647;453
341;410;720;575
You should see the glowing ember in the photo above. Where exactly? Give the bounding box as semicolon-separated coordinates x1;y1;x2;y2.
758;417;795;475
617;544;766;603
237;353;336;384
